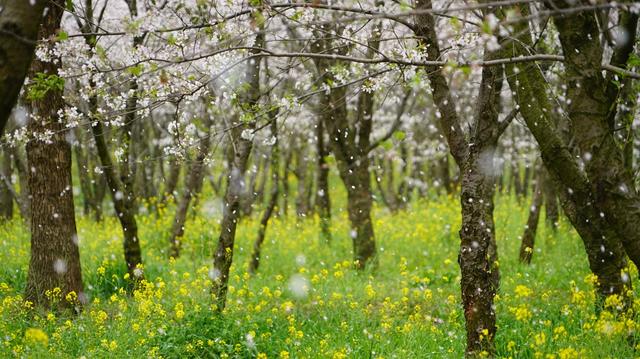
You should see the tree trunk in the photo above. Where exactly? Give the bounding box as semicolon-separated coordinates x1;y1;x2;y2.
169;123;212;258
501;4;632;306
281;147;292;216
24;0;84;309
240;156;260;218
91;120;143;279
162;157;181;203
342;161;377;269
10;146;30;222
414;2;512;353
315;118;331;241
0;1;47;132
249;116;280;274
458;151;500;356
519;168;544;264
211;27;264;311
294;145;310;217
0;149;13;220
550;3;640;271
542;168;559;230
212;124;253;310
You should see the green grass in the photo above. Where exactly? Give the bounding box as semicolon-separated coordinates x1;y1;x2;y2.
1;192;638;358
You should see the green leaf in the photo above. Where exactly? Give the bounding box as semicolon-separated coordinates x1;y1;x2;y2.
127;64;144;77
628;53;640;68
27;73;65;101
56;30;69;41
393;131;406;141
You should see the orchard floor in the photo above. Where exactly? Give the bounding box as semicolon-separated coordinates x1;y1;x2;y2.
1;194;639;358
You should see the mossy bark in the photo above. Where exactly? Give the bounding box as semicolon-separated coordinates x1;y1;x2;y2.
502;4;631;304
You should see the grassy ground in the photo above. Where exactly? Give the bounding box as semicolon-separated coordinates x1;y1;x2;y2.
1;192;638;358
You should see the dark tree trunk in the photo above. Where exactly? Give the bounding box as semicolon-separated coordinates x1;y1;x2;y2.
0;1;47;132
24;0;84;309
342;161;376;269
439;154;453;194
10;146;30;222
162;157;181;203
249;115;280;274
73;127;103;221
521;165;532;198
239;156;260;218
281;147;293;216
502;4;632;307
77;0;140;261
211;28;264;311
212;124;253;310
413;2;510;354
91;120;143;279
169;122;212;258
0;149;13;220
294;144;310;217
512;161;523;198
313;24;380;270
458;151;500;356
541;168;559;230
550;3;640;271
315;119;332;241
519;168;544;264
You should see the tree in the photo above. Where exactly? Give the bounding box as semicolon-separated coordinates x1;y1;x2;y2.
211;28;265;311
24;0;84;309
413;1;516;354
249;111;280;274
169;110;213;258
500;3;632;307
0;1;49;133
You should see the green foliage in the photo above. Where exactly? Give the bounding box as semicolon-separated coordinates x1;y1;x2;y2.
126;64;145;77
56;30;69;42
1;189;639;358
27;73;65;101
393;131;406;141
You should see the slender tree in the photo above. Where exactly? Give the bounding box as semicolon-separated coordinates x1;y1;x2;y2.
249;112;280;274
211;28;264;311
169;114;213;258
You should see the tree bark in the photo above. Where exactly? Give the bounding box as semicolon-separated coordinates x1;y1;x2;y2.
501;4;631;305
541;168;559;230
162;156;181;203
91;120;143;279
414;2;508;354
519;167;544;264
169;121;212;258
211;28;264;311
0;0;47;133
314;25;379;270
10;146;30;222
0;149;13;220
249;115;280;274
315;118;332;241
212;123;254;311
24;0;84;309
549;1;640;271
